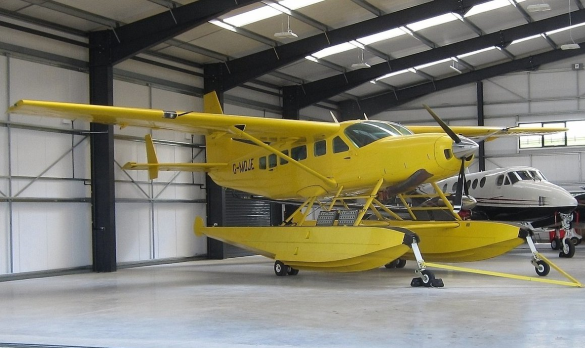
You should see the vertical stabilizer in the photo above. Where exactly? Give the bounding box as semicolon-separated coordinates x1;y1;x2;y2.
145;134;159;180
204;91;224;114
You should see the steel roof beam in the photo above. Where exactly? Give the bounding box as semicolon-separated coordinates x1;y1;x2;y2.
216;0;494;90
288;9;585;109
107;0;262;64
352;44;585;116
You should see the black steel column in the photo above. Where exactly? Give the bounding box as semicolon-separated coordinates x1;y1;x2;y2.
477;81;485;172
282;86;301;120
89;31;117;272
204;64;227;259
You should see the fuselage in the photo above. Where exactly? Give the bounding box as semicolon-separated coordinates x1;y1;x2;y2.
207;120;475;200
433;166;577;222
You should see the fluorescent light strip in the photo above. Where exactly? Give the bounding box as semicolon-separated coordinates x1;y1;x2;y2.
375;69;409;81
407;13;459;32
312;42;357;59
357;28;405;45
510;34;541;45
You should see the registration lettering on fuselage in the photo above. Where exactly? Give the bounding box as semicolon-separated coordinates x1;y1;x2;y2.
233;158;254;174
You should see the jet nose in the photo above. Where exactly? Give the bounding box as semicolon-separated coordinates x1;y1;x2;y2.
452;136;479;160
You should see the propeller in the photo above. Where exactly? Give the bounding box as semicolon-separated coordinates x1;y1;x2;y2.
423;104;476;212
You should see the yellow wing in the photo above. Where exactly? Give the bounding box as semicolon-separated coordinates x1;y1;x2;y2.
9;99;339;142
407;125;567;141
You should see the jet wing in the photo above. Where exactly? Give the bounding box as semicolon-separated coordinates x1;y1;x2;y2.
9;100;340;142
407;125;567;141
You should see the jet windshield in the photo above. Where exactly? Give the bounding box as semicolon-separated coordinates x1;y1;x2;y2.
507;169;547;184
345;121;412;148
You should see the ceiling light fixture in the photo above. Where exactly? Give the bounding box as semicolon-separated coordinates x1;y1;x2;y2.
561;0;580;50
274;15;298;39
527;3;551;12
450;61;463;74
351;49;371;69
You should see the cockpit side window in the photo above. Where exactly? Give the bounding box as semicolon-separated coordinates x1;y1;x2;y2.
508;172;519;184
314;140;326;157
504;176;511;185
333;136;349;153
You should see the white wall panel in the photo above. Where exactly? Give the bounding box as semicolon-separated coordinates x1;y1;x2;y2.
0;27;87;62
0;203;8;274
228;86;281;110
116;203;153;263
116;59;201;88
528;99;579;115
0;55;6;122
12;203;91;273
530;71;577;99
9;59;88;126
485;156;531;169
484;103;528;117
484;75;528;102
532;154;581;183
154;203;206;259
0;128;7;179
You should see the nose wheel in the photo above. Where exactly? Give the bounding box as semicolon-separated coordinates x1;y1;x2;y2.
274;261;299;276
409;241;444;288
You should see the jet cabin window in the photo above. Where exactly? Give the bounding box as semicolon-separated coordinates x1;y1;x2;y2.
496;175;504;186
344;122;402;148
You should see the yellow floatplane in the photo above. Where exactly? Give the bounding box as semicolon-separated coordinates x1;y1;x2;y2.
9;92;580;287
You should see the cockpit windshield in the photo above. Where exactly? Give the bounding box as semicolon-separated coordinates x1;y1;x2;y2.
344;121;412;148
507;170;547;184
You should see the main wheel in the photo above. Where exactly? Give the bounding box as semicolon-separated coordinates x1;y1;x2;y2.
420;269;435;287
534;260;550;277
274;261;288;276
571;237;581;246
551;237;560;250
559;239;576;258
396;259;406;268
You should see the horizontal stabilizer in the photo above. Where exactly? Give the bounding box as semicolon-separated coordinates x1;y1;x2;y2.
123;162;227;173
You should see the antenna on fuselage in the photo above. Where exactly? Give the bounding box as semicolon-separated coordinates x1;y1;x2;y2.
329;111;339;124
363;113;369;120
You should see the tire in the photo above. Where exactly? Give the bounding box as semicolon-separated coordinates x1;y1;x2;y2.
420;269;435;287
534;260;550;277
571;237;580;246
384;260;397;269
274;261;288;276
287;267;299;276
560;239;576;258
551;237;560;250
396;259;406;268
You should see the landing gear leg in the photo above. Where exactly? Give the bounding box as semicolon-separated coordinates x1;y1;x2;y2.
410;242;443;288
526;236;550;277
559;213;576;258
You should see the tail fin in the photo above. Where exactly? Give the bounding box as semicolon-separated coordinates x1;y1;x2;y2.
145;134;159;180
204;91;224;114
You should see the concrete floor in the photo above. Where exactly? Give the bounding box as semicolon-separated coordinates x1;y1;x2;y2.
1;245;585;348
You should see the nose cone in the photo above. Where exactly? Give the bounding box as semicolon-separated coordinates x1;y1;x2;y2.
453;136;479;160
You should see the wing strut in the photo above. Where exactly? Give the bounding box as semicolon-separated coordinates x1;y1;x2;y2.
228;125;337;189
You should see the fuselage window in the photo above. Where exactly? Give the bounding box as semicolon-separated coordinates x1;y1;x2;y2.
479;177;486;188
280;149;289;165
496;175;504;186
452;182;458;192
465;180;471;191
344;122;400;148
291;145;307;161
314;140;326;157
442;183;448;193
472;179;478;189
333;136;349;153
268;154;277;168
259;156;267;170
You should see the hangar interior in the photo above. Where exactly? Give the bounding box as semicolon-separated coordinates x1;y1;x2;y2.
1;0;585;276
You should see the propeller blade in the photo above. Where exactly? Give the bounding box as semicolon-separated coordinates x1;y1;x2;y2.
423;104;461;144
453;160;466;212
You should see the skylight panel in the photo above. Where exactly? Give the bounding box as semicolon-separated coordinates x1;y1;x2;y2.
407;13;458;32
357;28;405;45
312;42;357;59
510;34;541;45
457;46;495;58
415;58;453;70
375;69;409;81
465;0;525;17
546;22;585;35
220;0;324;28
209;20;237;32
